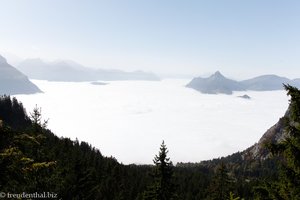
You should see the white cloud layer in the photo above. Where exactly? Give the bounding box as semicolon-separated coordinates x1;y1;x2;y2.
15;79;288;164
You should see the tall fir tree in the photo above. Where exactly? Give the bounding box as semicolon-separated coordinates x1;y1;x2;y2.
143;141;178;200
262;85;300;199
0;98;55;193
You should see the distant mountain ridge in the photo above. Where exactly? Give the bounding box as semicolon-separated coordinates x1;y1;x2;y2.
187;71;300;94
186;71;244;94
241;75;296;91
0;55;41;95
17;58;160;82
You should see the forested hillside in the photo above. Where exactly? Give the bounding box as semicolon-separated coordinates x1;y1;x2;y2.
0;85;299;199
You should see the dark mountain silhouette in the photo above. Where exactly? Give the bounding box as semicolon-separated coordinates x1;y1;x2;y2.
17;59;160;82
0;55;41;95
186;71;244;94
187;71;300;94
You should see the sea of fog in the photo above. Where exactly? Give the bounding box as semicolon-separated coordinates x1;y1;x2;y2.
14;79;289;164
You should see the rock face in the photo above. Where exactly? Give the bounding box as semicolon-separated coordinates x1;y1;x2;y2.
186;71;244;94
247;118;285;159
17;59;160;82
187;71;300;94
242;108;290;160
0;55;42;95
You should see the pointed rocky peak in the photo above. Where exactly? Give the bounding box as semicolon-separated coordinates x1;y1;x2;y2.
214;71;222;76
209;71;226;79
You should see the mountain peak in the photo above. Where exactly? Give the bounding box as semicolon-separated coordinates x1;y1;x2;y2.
210;71;225;79
213;71;224;77
214;71;222;75
186;71;243;94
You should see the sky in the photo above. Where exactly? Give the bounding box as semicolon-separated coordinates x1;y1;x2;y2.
1;0;300;79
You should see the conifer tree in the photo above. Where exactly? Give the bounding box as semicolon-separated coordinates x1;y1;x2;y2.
263;84;300;199
207;162;233;200
143;141;177;200
30;105;48;132
0;102;55;193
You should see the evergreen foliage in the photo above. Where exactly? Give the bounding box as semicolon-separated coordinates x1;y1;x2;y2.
261;85;300;199
0;96;151;199
1;90;300;199
143;141;178;200
0;95;31;130
0;104;55;193
207;162;233;200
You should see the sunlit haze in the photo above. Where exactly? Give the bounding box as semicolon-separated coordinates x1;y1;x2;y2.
15;79;288;164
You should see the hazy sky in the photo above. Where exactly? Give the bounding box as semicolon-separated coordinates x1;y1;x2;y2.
1;0;300;79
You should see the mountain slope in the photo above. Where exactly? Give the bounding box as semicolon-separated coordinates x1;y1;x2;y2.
17;59;90;82
244;114;287;160
187;71;300;94
0;55;41;95
17;58;160;82
186;71;244;94
241;75;300;91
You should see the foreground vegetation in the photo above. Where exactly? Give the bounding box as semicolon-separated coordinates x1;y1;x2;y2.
0;85;299;199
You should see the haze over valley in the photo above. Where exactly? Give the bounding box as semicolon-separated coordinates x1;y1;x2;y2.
16;58;160;82
14;79;288;164
2;1;300;198
0;51;296;164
